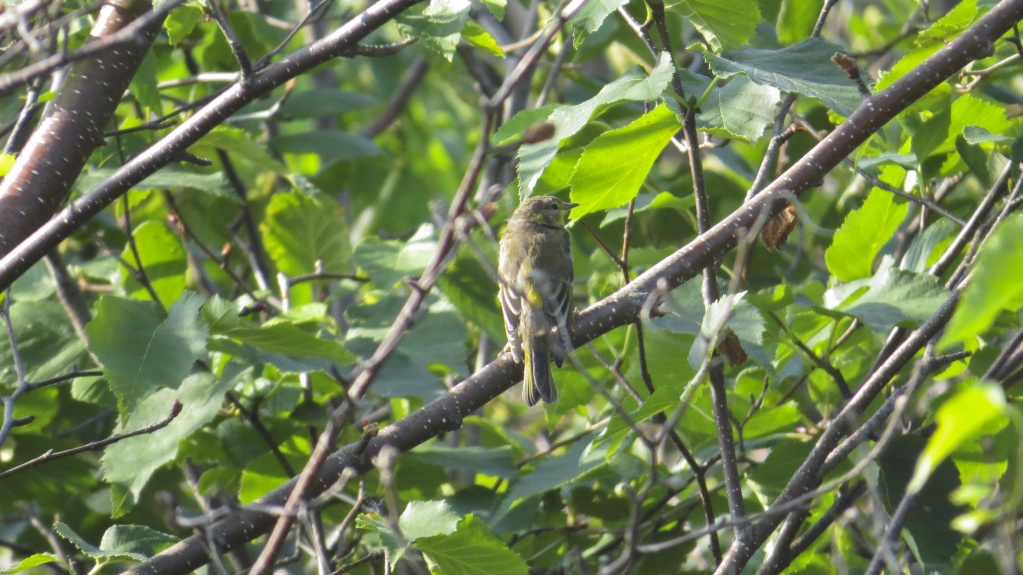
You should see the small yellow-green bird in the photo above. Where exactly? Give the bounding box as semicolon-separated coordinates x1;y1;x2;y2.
498;195;578;405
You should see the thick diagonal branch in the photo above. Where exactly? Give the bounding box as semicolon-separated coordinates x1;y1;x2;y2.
0;0;163;255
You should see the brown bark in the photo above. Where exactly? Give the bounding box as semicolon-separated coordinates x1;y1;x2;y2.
0;0;161;256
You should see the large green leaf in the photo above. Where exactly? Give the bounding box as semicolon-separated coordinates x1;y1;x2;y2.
76;166;238;204
570;104;680;219
192;125;286;173
396;0;471;60
0;298;86;385
345;294;465;400
270;132;383;162
416;515;529;575
570;0;628;47
408;443;518;479
0;554;60;575
776;0;823;45
120;220;187;305
101;370;240;514
825;258;948;332
353;225;437;289
436;251;504;341
203;296;356;364
493;436;604;520
87;293;208;412
671;0;759;52
518;52;675;195
696;39;862;116
698;75;780;142
941;212;1023;349
165;4;204;45
909;381;1006;494
357;500;461;568
278;89;379;118
260;190;352;278
825;188;908;281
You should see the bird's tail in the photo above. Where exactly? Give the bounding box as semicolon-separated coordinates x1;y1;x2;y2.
522;337;558;406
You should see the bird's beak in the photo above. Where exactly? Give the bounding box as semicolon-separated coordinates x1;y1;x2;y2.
564;202;580;210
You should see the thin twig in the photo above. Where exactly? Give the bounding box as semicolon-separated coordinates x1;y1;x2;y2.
0;402;182;480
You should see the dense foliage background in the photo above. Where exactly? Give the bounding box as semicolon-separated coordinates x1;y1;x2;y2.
0;0;1022;573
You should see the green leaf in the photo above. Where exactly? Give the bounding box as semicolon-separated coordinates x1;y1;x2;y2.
358;500;460;568
101;370;240;513
165;4;205;45
55;523;175;562
401;500;462;540
687;291;765;369
600;191;693;226
0;299;86;384
941;213;1023;348
479;0;505;18
494;437;604;520
279;89;379;119
345;294;464;400
77;166;238;203
56;522;142;562
87;293;208;412
825;258;948;332
0;153;16;176
901;219;955;273
353;225;437;289
492;104;560;146
697;75;781;142
518;52;675;195
748;439;813;497
120;220;187;304
909;382;1006;493
569;104;680;219
203;296;356;364
192;125;286;173
696;39;862;116
910;105;951;161
416;515;529;575
671;0;759;52
570;0;628;47
825;188;908;281
99;525;178;559
776;0;823;45
408;443;517;479
462;22;505;57
396;0;471;61
0;554;60;575
436;252;505;340
915;0;981;46
962;125;1014;145
271;132;383;162
129;52;161;114
261;190;352;278
875;44;942;93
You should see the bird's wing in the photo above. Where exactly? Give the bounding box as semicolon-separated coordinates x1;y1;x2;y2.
499;280;523;362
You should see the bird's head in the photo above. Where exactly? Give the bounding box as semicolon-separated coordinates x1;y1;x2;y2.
514;195;579;227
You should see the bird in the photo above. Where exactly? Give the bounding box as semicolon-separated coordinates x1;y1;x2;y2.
498;195;578;405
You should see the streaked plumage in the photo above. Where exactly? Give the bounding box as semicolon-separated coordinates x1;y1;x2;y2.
498;195;577;405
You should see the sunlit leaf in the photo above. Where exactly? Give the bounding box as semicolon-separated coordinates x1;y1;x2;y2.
695;39;862;115
570;104;680;219
671;0;759;52
518;52;675;196
909;382;1006;493
941;213;1023;349
825;188;908;281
